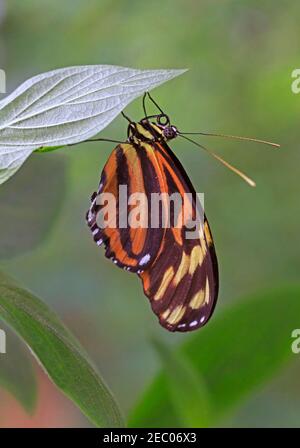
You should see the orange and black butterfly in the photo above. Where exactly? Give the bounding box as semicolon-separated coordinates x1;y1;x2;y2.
86;92;279;332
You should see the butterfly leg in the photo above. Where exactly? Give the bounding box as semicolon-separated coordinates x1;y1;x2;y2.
121;110;133;123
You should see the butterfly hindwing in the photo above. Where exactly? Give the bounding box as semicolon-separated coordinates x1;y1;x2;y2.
138;140;219;332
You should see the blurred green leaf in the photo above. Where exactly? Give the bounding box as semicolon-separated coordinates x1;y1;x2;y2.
0;324;37;414
152;338;211;427
0;271;124;428
129;285;300;427
0;154;66;259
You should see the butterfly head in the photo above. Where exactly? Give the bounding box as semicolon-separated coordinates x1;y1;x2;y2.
161;124;178;140
128;113;179;143
152;113;179;141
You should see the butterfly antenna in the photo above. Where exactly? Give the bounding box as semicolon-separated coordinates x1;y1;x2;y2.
179;131;280;148
179;134;256;187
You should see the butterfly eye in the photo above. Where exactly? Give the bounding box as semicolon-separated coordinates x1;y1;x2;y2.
163;126;178;140
157;114;170;126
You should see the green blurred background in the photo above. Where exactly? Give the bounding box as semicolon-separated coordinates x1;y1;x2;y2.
0;0;299;427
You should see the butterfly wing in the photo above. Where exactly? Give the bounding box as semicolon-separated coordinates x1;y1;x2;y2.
86;143;167;272
139;140;219;332
87;138;218;332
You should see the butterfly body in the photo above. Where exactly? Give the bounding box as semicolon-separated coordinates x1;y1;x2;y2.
87;117;219;332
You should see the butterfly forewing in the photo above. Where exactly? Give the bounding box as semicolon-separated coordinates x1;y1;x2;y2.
87;120;219;332
86;143;166;272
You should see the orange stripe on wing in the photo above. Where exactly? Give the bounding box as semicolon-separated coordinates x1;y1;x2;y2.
101;146;138;268
123;146;148;256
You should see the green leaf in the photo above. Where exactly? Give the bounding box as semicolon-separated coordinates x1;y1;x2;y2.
0;324;37;414
0;65;186;184
151;338;211;427
0;154;66;259
34;145;65;153
0;271;124;427
129;285;300;427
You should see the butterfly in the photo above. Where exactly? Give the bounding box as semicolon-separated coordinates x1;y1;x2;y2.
86;92;279;332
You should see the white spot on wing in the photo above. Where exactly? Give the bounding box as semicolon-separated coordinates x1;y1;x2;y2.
139;253;151;266
190;320;198;327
